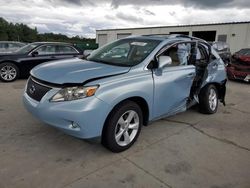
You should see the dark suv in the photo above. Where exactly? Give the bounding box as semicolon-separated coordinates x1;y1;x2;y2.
0;42;83;82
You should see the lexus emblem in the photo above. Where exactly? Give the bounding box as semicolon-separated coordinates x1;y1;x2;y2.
29;85;36;94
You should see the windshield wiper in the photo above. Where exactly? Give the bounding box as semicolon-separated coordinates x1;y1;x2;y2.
88;58;131;67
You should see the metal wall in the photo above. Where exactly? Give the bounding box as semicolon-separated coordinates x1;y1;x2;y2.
96;22;250;53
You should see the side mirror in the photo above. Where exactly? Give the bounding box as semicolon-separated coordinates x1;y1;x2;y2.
158;56;172;69
31;51;38;57
83;50;93;58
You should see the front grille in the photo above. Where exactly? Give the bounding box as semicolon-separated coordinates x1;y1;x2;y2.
26;77;52;101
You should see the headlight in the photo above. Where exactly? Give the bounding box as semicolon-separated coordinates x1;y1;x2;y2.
50;85;99;102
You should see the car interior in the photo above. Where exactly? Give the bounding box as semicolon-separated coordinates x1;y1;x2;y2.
159;42;212;104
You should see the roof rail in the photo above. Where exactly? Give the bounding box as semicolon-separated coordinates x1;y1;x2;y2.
173;34;208;42
140;34;209;44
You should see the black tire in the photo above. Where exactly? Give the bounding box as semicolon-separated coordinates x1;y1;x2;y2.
102;101;143;153
0;62;20;82
199;84;218;114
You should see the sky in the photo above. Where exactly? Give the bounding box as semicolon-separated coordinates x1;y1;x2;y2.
0;0;250;38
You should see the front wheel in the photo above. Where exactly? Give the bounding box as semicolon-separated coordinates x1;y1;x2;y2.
199;85;218;114
102;101;143;152
0;63;20;82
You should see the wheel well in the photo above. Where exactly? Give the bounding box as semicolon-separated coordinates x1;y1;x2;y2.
0;61;19;68
202;81;227;104
101;97;150;142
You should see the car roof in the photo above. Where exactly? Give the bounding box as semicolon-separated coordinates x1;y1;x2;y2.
0;41;25;44
239;48;250;50
125;34;207;43
30;42;72;46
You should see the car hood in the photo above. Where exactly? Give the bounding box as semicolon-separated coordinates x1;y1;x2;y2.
30;58;130;85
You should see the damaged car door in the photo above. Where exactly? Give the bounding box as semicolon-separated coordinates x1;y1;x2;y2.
152;42;197;119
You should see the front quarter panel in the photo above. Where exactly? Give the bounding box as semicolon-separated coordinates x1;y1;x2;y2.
92;69;154;120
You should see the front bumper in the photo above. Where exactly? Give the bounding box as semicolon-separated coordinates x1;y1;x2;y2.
23;88;111;139
227;67;250;82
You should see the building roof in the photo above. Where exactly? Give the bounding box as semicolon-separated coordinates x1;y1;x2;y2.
97;21;250;32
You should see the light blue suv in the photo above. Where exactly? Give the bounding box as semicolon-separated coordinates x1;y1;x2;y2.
23;35;227;152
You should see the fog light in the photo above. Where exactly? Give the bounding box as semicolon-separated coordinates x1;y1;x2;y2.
69;122;80;130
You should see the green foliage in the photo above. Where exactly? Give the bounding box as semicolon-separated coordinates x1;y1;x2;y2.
0;17;97;49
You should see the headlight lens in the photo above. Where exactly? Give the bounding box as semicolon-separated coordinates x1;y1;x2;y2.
50;85;99;102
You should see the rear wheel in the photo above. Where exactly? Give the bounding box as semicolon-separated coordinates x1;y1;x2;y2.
199;85;218;114
0;63;20;82
102;101;143;152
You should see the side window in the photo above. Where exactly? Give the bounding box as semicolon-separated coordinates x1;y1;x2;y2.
161;43;192;67
57;45;78;54
36;45;56;55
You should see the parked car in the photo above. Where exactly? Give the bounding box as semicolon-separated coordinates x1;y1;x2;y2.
210;41;231;65
227;48;250;82
0;41;26;54
23;35;227;152
0;42;84;82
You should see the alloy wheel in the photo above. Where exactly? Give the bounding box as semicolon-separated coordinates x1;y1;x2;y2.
114;110;140;146
0;65;17;81
208;88;217;111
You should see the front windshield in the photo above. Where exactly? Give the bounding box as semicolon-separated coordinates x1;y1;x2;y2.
16;43;39;54
87;38;161;67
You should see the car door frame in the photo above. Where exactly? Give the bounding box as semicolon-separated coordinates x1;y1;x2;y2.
19;44;58;74
150;41;198;120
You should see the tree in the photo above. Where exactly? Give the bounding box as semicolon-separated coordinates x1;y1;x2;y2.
0;17;97;49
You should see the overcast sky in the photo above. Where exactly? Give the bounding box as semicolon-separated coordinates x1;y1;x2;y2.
0;0;250;38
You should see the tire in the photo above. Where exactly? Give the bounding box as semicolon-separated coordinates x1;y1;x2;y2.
102;101;143;153
199;84;218;114
0;62;20;82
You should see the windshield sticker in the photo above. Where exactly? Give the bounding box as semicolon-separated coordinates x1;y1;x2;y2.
131;42;147;46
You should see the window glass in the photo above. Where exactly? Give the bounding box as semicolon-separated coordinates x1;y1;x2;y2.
36;45;56;55
57;45;78;54
0;43;8;48
161;43;192;66
8;43;19;48
87;38;160;67
17;43;38;54
239;49;250;55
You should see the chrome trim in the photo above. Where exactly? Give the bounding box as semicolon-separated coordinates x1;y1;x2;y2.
30;77;59;89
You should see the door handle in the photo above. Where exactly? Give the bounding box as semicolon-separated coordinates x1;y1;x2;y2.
186;73;195;78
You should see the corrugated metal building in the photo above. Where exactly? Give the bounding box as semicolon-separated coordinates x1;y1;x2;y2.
96;22;250;53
